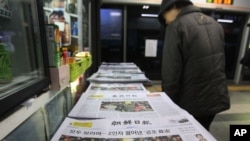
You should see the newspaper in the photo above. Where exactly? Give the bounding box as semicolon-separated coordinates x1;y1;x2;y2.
97;67;143;74
87;73;150;83
68;90;191;119
51;116;217;141
99;62;139;69
84;83;149;94
101;62;136;65
88;62;149;83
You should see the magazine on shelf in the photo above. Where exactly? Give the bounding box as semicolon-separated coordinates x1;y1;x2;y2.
51;116;217;141
68;91;190;119
87;73;150;83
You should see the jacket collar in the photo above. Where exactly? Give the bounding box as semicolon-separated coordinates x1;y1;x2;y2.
177;5;201;19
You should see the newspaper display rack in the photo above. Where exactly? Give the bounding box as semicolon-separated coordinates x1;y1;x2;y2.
51;62;217;141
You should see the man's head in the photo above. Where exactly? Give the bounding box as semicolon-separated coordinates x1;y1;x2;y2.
158;0;192;25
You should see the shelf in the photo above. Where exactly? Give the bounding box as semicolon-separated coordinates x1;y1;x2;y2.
71;35;78;39
0;8;12;19
68;13;78;18
43;7;77;18
43;7;52;12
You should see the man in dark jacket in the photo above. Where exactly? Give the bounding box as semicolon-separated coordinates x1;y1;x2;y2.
158;0;230;130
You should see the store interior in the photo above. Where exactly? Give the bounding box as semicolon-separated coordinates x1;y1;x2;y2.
0;0;250;140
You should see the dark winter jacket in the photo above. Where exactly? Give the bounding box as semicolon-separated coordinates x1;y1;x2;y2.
160;5;230;116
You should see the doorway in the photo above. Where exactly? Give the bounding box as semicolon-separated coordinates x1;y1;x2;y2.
100;4;163;80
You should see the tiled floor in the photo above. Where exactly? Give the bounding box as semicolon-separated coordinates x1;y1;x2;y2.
210;91;250;141
145;82;250;141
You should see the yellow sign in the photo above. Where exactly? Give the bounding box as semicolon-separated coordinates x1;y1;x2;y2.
70;122;93;128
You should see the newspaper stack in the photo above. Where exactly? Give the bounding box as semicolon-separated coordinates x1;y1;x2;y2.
87;62;150;83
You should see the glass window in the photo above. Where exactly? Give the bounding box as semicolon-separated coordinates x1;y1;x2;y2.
0;0;49;118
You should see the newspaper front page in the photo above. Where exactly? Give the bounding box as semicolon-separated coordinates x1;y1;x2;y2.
97;67;143;74
84;83;149;94
87;73;150;83
99;62;139;69
69;83;191;119
88;62;149;83
51;117;216;141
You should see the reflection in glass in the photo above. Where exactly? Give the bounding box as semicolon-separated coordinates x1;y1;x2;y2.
0;0;49;117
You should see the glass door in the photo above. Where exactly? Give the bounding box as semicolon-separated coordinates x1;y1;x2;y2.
0;0;49;118
126;5;163;80
100;6;123;62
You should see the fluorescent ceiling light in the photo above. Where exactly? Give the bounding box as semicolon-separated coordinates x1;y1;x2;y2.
217;19;234;23
110;12;121;16
141;14;158;17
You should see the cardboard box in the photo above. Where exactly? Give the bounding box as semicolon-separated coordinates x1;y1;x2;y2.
50;65;70;90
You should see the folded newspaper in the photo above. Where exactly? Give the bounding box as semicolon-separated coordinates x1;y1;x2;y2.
51;116;216;141
88;62;149;83
87;73;150;83
69;83;190;119
83;83;149;94
99;62;139;69
97;67;143;74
